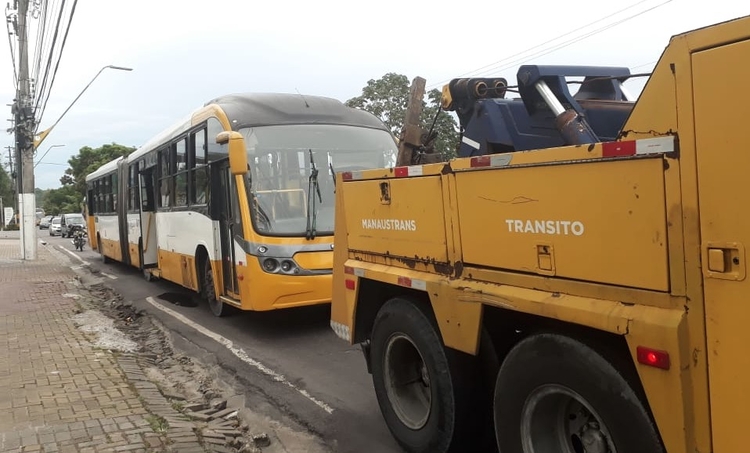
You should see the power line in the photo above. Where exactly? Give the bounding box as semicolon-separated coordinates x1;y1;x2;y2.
34;0;59;95
33;0;65;117
630;59;658;71
31;0;49;85
36;0;77;128
430;0;652;85
468;0;673;81
426;0;671;90
5;4;18;88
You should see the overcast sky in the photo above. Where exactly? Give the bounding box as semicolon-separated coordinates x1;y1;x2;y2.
1;0;747;189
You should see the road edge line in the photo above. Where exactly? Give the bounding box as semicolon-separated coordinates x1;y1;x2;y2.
57;244;88;265
144;296;335;415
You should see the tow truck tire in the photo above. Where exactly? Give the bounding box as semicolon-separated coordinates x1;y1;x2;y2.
370;297;475;453
493;333;665;453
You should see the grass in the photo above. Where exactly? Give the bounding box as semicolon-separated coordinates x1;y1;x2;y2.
146;414;170;433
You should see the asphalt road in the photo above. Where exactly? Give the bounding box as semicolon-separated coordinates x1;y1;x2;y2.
40;230;402;453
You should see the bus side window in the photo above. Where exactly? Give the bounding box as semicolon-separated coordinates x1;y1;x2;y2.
191;128;208;205
141;171;156;212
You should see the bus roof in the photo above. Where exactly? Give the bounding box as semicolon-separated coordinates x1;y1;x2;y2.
89;92;390;179
207;92;389;130
85;155;123;182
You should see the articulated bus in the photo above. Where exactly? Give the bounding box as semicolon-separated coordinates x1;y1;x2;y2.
85;93;397;316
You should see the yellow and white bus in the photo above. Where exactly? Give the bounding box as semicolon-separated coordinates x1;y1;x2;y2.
85;93;397;316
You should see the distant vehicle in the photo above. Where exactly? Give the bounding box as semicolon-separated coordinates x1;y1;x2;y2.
49;217;61;236
60;213;85;238
39;215;53;229
35;208;45;226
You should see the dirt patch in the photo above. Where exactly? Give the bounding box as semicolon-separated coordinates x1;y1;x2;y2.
82;282;329;453
72;309;139;353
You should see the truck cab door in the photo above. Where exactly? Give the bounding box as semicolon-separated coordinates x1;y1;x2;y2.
693;38;750;452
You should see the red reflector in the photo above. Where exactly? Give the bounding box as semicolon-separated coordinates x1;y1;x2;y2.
602;140;636;157
341;172;353;181
470;156;491;167
394;167;408;177
345;279;355;290
636;346;670;370
397;276;411;287
344;266;354;274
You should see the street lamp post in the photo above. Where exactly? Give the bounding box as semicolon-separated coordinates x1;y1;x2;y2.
34;144;65;168
18;64;133;260
33;65;133;149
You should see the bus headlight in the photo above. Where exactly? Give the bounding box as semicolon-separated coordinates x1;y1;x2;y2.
259;257;300;275
262;258;279;272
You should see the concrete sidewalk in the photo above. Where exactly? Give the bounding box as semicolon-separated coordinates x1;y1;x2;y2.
0;239;202;453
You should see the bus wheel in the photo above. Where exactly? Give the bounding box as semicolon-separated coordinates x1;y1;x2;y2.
203;260;225;317
370;297;474;453
493;333;665;453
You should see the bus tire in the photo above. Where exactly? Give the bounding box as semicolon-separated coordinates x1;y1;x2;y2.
203;259;225;317
493;333;665;453
370;297;475;453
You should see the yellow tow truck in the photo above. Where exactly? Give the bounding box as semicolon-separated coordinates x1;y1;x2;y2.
330;14;750;453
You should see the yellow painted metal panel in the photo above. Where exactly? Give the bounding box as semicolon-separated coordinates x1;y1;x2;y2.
693;38;750;453
293;251;332;270
101;237;122;262
128;243;140;269
454;158;669;291
236;259;332;311
344;176;449;264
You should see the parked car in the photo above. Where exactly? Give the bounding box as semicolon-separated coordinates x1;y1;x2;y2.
39;215;54;229
49;217;61;236
60;213;85;238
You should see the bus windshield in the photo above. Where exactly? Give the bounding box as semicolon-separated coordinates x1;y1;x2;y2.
240;124;397;237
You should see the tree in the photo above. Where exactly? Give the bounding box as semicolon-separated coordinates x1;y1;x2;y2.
41;185;80;216
61;143;136;197
0;163;13;207
346;73;460;160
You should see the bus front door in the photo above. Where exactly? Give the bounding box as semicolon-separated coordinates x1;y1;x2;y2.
139;167;158;269
214;161;240;297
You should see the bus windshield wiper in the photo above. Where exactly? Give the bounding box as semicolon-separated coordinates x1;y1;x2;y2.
329;162;336;193
252;193;272;231
306;149;322;240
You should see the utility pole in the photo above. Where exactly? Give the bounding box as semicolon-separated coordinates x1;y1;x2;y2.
396;76;426;167
14;0;35;259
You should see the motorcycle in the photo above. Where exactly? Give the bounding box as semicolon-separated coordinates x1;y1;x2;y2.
70;225;87;251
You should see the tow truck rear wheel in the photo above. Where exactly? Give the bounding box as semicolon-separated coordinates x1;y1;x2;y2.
493;333;665;453
370;297;476;453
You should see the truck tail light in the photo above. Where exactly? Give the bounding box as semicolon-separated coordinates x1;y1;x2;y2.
637;346;670;370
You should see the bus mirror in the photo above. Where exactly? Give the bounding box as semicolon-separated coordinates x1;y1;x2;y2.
216;131;248;175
